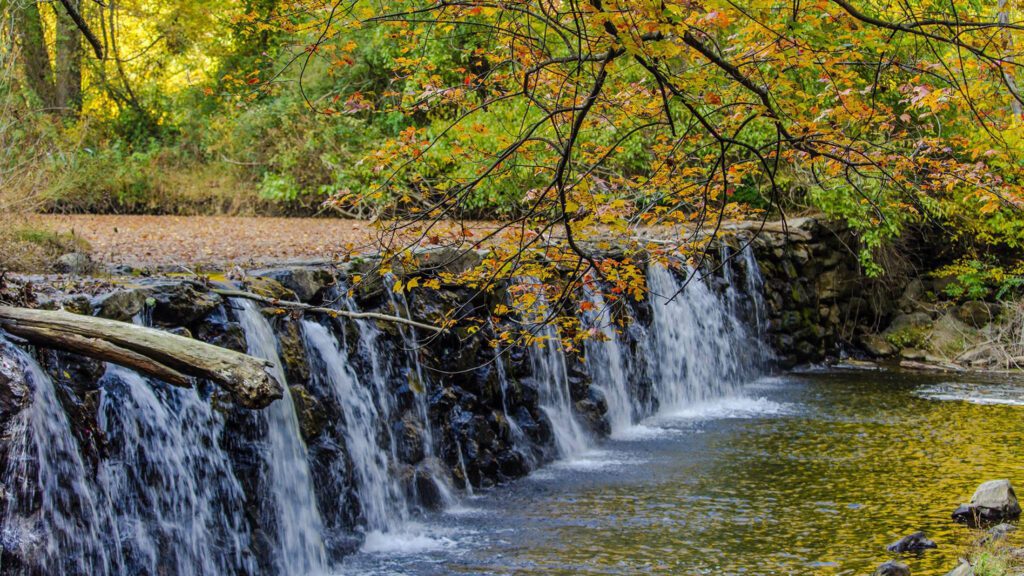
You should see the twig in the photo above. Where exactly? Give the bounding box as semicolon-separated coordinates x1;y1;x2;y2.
212;288;445;333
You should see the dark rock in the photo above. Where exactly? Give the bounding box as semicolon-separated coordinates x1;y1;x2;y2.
146;282;221;327
394;414;426;464
95;288;147;321
251;267;335;303
289;385;327;441
886;531;937;553
873;560;911;576
0;342;32;428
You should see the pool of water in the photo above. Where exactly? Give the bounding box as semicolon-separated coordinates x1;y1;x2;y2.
339;369;1024;575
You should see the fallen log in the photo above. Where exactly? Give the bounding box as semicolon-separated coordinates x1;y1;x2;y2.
0;306;282;409
212;288;445;333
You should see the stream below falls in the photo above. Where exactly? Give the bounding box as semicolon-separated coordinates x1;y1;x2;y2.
339;369;1024;576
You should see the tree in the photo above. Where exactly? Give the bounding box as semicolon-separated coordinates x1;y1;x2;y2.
258;0;1023;339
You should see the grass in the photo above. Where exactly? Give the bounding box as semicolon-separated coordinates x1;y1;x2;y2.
0;226;92;273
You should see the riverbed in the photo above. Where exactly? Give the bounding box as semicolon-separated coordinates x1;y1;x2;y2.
341;369;1024;576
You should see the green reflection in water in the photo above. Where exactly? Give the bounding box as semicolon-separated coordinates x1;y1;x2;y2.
454;371;1023;575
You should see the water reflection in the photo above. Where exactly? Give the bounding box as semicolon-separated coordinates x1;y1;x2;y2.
349;371;1022;576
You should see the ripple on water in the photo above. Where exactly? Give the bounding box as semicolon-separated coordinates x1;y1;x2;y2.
916;381;1024;406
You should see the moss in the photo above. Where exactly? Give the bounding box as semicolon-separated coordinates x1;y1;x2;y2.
885;326;928;349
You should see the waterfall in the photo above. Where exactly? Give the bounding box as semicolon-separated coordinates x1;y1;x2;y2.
528;323;590;458
95;366;253;575
0;339;112;575
581;287;634;437
233;300;328;574
301;320;409;533
646;259;766;412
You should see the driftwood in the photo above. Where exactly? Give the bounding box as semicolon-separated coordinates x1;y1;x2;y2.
212;289;445;333
0;306;282;409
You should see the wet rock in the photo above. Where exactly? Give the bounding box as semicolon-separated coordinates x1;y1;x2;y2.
496;449;529;478
874;560;911;576
0;342;32;428
953;479;1021;526
944;560;972;576
54;252;95;275
243;276;298;301
272;315;309;384
411;457;451;510
956;301;1000;328
887;531;937;553
574;386;610;437
860;334;896;357
289;385;327;441
394;414;426;464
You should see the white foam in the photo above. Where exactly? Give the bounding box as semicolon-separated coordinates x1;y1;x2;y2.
359;525;460;555
550;449;639;471
656;396;791;422
610;423;679;441
916;382;1024;406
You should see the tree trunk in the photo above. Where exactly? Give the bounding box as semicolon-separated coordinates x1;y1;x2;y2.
0;306;284;409
54;0;83;114
14;1;56;109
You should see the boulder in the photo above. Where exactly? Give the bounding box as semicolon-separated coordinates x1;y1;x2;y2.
874;560;911;576
956;301;1000;328
953;479;1021;525
0;342;32;428
54;251;95;275
860;334;896;357
888;312;933;332
887;531;937;554
252;267;335;303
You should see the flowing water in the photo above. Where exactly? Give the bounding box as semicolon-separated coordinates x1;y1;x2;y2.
2;252;1022;576
338;370;1024;576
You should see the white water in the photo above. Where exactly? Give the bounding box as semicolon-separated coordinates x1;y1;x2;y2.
302;320;409;533
646;262;765;411
0;340;112;575
529;322;591;459
95;366;252;575
581;287;635;437
234;300;328;574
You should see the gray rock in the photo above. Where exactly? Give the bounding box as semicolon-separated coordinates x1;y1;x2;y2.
95;288;148;321
971;479;1021;519
953;479;1021;525
979;523;1017;545
897;279;925;312
956;301;1000;328
54;251;94;275
861;334;896;357
900;348;927;361
251;267;335;303
944;559;972;576
887;531;937;553
874;560;911;576
888;312;933;332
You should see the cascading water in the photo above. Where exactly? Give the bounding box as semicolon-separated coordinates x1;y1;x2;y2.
0;241;774;574
302;320;409;533
0;339;112;575
233;300;328;574
94;366;253;575
528;322;590;458
645;256;767;412
580;287;635;436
